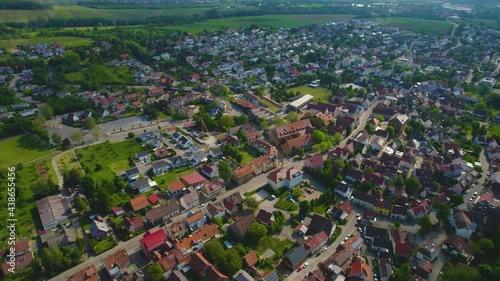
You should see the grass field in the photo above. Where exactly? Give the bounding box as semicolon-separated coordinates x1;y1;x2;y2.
288;85;332;102
65;65;133;85
374;17;454;36
153;167;197;187
256;236;294;259
164;14;355;34
0;135;55;168
56;151;83;175
0;5;210;22
0;36;93;51
75;140;144;180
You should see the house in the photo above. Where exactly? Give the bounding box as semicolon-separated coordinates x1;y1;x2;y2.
205;202;226;220
201;180;225;198
269;119;312;146
415;259;433;280
112;206;125;216
167;179;186;196
243;251;259;268
389;113;409;130
40;228;78;248
256;209;274;225
223;192;243;216
146;199;180;225
364;226;389;244
137;132;154;142
308;214;335;237
206;266;229;281
179;187;200;210
191;251;213;276
281;134;314;156
267;167;303;190
304;154;324;169
408;200;431;220
36;195;73;230
347;257;371;281
178;135;194;148
148;193;160;205
442;236;474;263
135;151;151;164
130;195;149;212
364;173;386;188
304;231;328;255
165;221;188;241
175;224;219;254
125;167;140;181
151;160;170;176
185;210;207;230
391;205;408;220
103;249;131;279
416;242;440;261
200;164;218;179
154;248;185;273
233;165;254;185
372;200;392;216
140;229;168;255
89;220;111;240
180;172;207;187
344;169;364;183
233;269;255;281
449;209;476;239
331;201;352;221
167;271;188;281
130;178;157;193
260;270;279;281
350;190;376;209
67;264;99;281
283;246;309;269
1;238;34;276
335;181;352;198
123;216;144;234
229;213;254;239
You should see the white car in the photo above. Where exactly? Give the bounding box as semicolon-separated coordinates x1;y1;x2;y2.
303;263;309;268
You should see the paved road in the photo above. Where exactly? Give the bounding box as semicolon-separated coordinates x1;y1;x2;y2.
459;148;490;210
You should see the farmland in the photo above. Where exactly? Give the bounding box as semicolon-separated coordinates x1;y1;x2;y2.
0;135;55;169
373;17;454;36
288;85;332;102
0;36;93;51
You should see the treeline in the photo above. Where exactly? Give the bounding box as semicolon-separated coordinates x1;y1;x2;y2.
1;0;50;10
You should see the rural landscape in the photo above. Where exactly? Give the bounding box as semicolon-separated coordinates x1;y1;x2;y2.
0;0;499;281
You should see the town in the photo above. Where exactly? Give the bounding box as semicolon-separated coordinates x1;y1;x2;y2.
0;4;500;281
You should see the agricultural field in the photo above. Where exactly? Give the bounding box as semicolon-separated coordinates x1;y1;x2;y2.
0;5;210;22
64;65;133;85
288;85;332;102
164;14;355;34
75;140;144;180
0;36;93;51
373;17;454;36
0;135;55;169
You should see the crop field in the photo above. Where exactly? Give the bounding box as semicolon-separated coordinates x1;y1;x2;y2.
164;14;355;34
374;17;454;36
0;5;210;22
0;36;93;51
288;85;332;102
0;135;55;169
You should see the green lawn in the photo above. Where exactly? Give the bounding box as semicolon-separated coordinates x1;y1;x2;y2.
312;204;328;215
256;236;294;260
0;135;55;169
164;14;355;34
56;151;83;175
153;167;197;187
64;65;133;85
0;36;93;51
374;17;454;36
275;198;298;211
91;236;117;255
80;217;92;232
75;140;144;180
240;151;255;165
259;99;280;112
288;85;332;102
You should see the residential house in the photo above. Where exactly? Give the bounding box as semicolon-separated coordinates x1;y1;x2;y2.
123;216;144;234
40;228;78;248
229;213;254;239
201;180;225;198
281;134;314;155
1;238;34;276
416;242;440;262
130;178;157;193
256;209;274;225
345;169;364;183
269;119;312;146
364;226;389;244
283;246;309;269
206;266;229;281
347;257;371;281
233;165;254;185
442;236;474;264
449;209;476;239
408;200;431;220
350;190;376;209
146;199;180;225
140;229;168;255
167;179;186;196
308;214;335;237
167;271;188;281
135;152;151;164
112;207;125;216
372;200;392;216
67;264;99;281
165;221;188;241
200;164;218;179
304;154;324;169
179;187;200;211
137;132;154;142
153;248;185;273
243;251;259;268
174;224;219;254
379;258;393;281
180;172;207;187
185;211;206;231
103;249;131;279
205;202;226;220
233;269;255;281
331;201;352;221
304;231;328;255
89;220;111;240
335;181;352;198
152;160;170;176
391;205;408;220
267;167;303;190
260;270;279;281
191;252;212;276
178;136;194;149
415;260;433;280
125;167;140;181
36;195;73;230
130;195;149;212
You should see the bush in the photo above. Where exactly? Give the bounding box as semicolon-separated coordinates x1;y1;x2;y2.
128;132;135;139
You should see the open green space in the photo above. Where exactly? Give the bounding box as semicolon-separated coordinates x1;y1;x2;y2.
0;5;210;22
75;140;144;180
90;236;117;255
0;135;55;168
275;197;298;211
0;36;93;51
164;14;355;34
64;65;133;85
259;99;280;112
312;204;328;215
56;151;83;175
153;166;197;186
374;17;454;36
288;85;332;102
256;236;294;259
240;151;255;165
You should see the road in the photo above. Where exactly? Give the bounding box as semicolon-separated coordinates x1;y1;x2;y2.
286;214;358;281
458;148;490;210
442;20;462;57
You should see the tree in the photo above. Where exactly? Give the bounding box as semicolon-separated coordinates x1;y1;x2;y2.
286;111;299;123
218;160;233;182
435;203;451;224
443;264;480;281
84;117;96;130
246;222;268;246
128;132;135;139
390;263;412;281
475;238;494;256
312;130;328;144
243;197;259;211
62;138;71;148
32;179;59;200
392;175;404;188
364;124;374;135
40;104;54;119
218;115;235;131
393;221;401;229
259;120;269;130
73;197;89;212
418;215;433;237
146;264;164;281
404;176;422;197
51;132;62;146
234;114;249;125
221;248;243;275
272;116;287;126
450;194;464;206
299;200;311;215
71;131;85;144
297;148;305;158
42;246;67;275
63;168;83;189
91;127;102;141
236;128;248;144
204;239;225;262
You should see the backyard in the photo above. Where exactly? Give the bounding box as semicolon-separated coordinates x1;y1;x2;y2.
153;167;197;186
288;85;332;102
256;236;294;260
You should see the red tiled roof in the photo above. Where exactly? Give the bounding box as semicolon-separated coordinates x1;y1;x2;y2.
181;172;207;186
304;231;328;252
190;251;212;276
186;211;205;224
140;229;167;252
148;193;160;205
395;242;413;257
168;179;186;193
304;154;324;168
243;251;258;267
130;195;149;212
338;201;352;214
